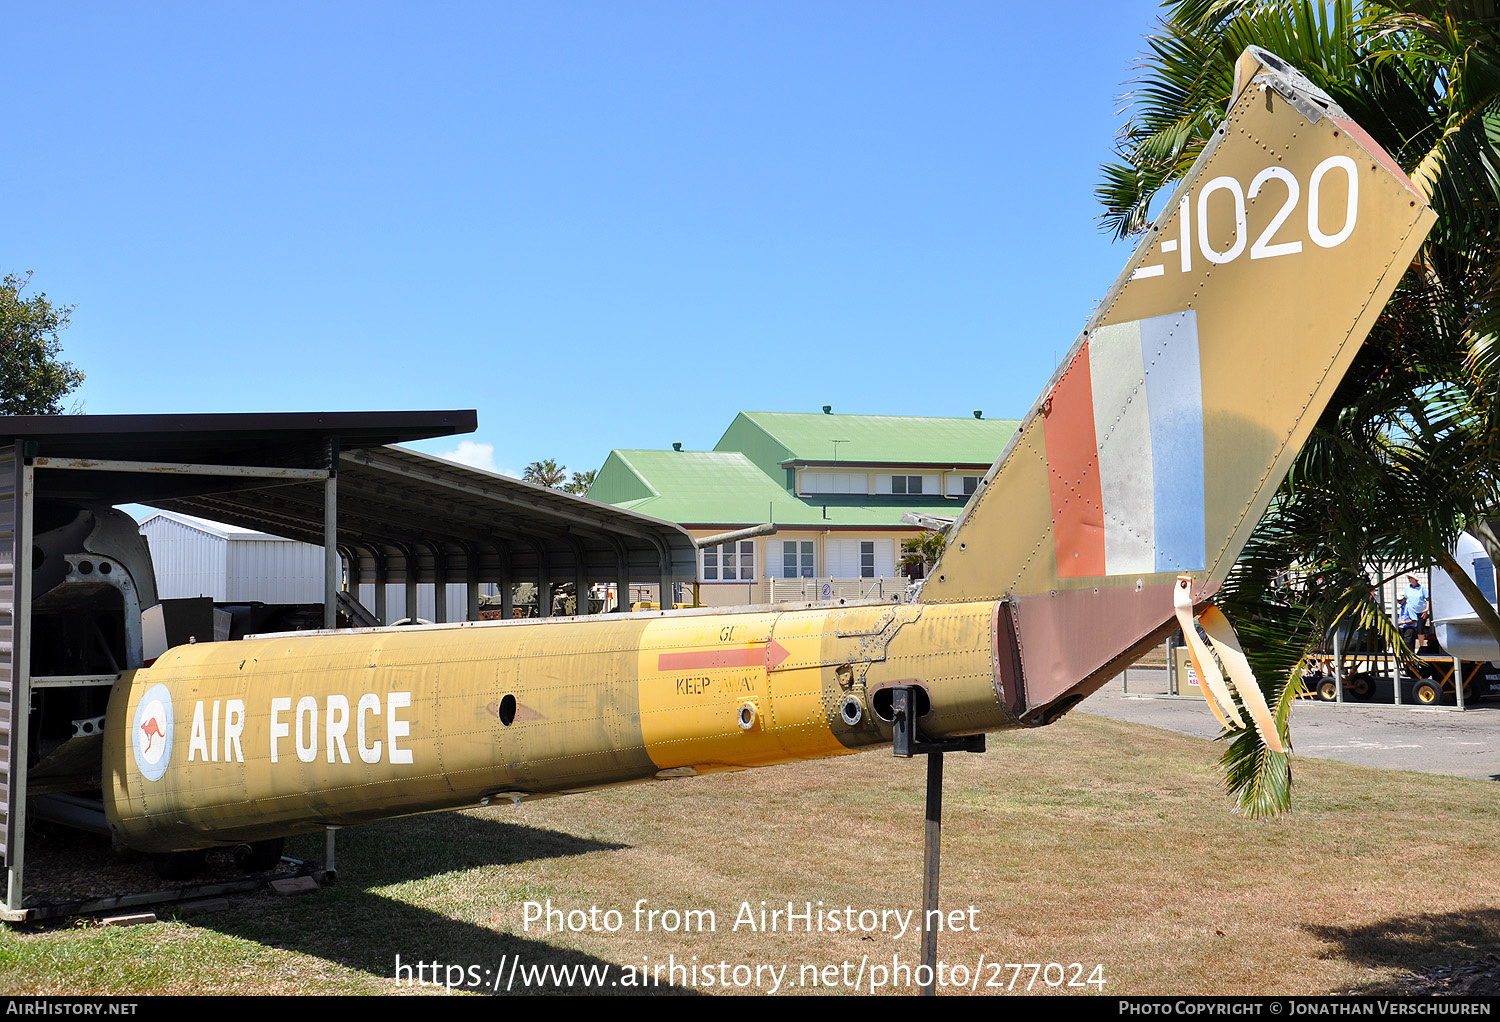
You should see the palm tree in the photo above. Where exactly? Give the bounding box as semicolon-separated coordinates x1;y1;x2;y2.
562;469;597;495
900;530;947;579
1100;0;1500;814
523;459;568;489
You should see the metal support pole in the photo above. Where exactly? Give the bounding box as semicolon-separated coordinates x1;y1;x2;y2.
1455;657;1465;711
324;827;338;879
6;458;34;917
373;554;388;626
889;686;983;999
323;472;338;630
497;542;514;619
920;752;943;997
433;545;448;624
466;544;480;624
1332;625;1345;703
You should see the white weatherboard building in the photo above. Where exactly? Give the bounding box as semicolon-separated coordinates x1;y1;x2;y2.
138;511;472;620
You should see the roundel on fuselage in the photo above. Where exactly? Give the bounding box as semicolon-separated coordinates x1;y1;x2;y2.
132;683;174;781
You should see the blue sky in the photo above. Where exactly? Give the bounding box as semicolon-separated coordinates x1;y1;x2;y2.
11;2;1167;480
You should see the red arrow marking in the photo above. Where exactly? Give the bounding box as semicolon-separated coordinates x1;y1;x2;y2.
658;640;790;672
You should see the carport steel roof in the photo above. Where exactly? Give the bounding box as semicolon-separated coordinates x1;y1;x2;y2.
0;411;697;606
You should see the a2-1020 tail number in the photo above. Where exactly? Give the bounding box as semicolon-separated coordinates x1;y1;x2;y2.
1131;155;1358;280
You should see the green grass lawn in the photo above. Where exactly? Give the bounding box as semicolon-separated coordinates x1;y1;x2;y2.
3;711;1497;995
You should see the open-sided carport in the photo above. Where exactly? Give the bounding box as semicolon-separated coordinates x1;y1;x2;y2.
0;410;696;920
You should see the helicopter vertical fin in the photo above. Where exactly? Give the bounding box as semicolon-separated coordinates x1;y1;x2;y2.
922;47;1436;718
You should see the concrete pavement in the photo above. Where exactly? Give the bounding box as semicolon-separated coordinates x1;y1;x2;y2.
1081;667;1500;782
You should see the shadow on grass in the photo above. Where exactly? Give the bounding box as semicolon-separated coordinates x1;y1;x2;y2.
201;890;694;995
1304;907;1500;995
195;813;694;995
308;812;630;887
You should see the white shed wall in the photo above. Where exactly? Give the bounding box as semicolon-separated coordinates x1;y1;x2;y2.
144;514;489;623
141;517;229;600
227;538;325;603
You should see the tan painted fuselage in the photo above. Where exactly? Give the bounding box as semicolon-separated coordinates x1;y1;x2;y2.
105;599;1015;851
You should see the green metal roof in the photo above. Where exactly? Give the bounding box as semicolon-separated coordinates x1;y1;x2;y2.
715;411;1019;474
591;448;972;528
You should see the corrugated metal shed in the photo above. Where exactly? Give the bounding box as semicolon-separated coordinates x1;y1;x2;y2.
151;444;697;609
140;513;231;600
142;511;480;618
226;533;325;604
141;512;325;603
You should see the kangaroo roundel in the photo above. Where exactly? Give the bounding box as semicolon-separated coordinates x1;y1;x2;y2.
132;683;175;782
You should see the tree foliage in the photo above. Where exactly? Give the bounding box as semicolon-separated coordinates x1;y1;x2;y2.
0;272;85;415
523;459;568;488
1101;1;1500;814
900;530;947;578
524;460;596;494
563;469;597;495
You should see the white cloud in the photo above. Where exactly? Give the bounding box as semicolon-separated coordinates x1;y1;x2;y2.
433;440;516;478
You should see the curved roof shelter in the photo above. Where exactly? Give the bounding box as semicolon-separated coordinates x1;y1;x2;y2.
0;410;697;623
0;411;697;919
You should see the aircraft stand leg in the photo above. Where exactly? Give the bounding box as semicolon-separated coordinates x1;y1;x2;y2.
324;827;339;882
890;686;985;997
921;752;943;995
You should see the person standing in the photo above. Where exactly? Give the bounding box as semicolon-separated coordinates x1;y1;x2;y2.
1398;574;1428;650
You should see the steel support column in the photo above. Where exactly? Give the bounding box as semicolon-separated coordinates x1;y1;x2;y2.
460;541;480;622
323;471;338;630
568;538;589;616
397;543;420;624
533;540;551;619
432;542;448;624
5;458;33;918
372;548;388;625
493;540;514;619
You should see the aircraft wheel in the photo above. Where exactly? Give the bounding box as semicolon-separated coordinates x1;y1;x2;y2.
1347;674;1378;701
1316;678;1338;702
153;849;209;882
1412;679;1442;706
233;838;285;873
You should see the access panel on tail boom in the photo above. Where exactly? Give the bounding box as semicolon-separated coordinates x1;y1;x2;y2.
103;49;1435;855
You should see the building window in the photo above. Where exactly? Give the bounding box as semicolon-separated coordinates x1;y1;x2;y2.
948;474;980;497
827;538;895;578
782;540;814;578
702;540;755;582
876;474;938;496
799;471;868;495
